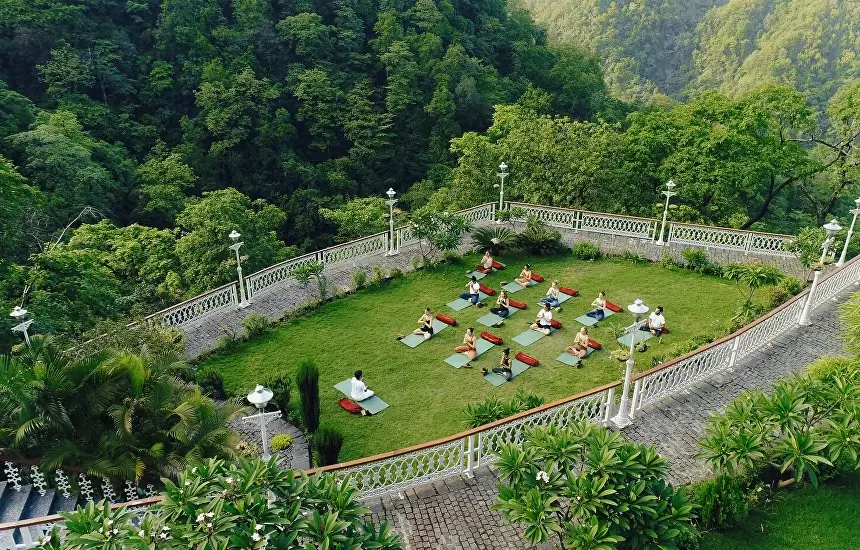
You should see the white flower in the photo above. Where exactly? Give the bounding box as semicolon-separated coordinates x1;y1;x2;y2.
138;531;145;537
185;481;191;486
197;513;206;523
225;476;234;484
192;467;197;473
106;519;113;526
254;524;263;531
206;523;213;529
161;526;170;532
206;512;214;518
252;532;261;542
159;533;168;540
112;529;118;535
98;528;103;534
535;471;550;483
756;486;763;493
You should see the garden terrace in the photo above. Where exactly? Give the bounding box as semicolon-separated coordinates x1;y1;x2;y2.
201;252;753;461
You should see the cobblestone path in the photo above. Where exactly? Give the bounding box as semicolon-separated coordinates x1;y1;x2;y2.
367;290;854;549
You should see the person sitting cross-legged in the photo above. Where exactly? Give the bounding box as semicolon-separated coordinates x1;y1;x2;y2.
540;280;561;308
585;291;607;322
460;276;485;307
530;302;553;335
350;370;374;401
411;308;435;340
476;250;494;274
514;264;533;286
566;327;591;361
641;306;665;337
482;347;513;380
454;327;478;367
490;289;511;319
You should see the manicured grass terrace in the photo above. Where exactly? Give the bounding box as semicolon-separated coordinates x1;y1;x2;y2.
701;472;860;549
202;253;747;461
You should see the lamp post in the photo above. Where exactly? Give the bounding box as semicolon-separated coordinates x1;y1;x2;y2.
799;219;842;326
242;385;282;461
385;188;398;256
494;162;508;222
837;198;860;266
9;306;34;347
656;180;677;245
229;230;250;308
612;299;649;428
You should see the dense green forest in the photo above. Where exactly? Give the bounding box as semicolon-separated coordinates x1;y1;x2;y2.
1;0;859;352
0;0;617;349
522;0;860;111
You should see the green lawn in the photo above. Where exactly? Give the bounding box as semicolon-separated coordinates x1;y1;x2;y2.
202;253;746;461
701;472;860;549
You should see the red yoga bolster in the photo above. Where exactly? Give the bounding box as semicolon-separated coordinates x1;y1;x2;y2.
479;283;496;296
436;313;457;326
491;260;505;270
530;273;545;282
480;331;503;345
604;300;623;313
587;338;603;350
559;287;579;296
338;398;363;414
550;319;563;329
515;352;539;367
508;299;527;309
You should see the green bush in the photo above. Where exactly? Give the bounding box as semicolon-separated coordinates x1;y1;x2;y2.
235;440;258;459
516;216;568;256
270;434;293;451
465;390;544;428
263;373;292;412
619;249;649;264
682;248;712;272
442;249;462;263
389;267;403;278
371;264;387;285
196;366;227;400
351;268;367;289
571;241;602;260
692;475;749;530
242;313;273;339
655;251;679;269
805;355;858;382
296;361;320;433
314;426;344;466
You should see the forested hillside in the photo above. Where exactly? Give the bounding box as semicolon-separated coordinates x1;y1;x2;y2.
0;0;614;348
522;0;860;110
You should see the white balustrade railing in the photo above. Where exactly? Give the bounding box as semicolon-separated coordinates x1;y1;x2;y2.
245;252;319;299
667;223;793;257
457;203;495;225
318;231;388;266
581;211;657;239
395;225;417;251
507;202;578;228
316;385;616;498
145;282;238;328
632;254;860;415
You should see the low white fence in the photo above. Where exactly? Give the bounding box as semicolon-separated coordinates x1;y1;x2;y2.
142;202;794;333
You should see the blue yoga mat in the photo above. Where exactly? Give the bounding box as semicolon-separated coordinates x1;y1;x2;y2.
483;359;530;386
512;328;550;346
476;308;519;327
465;271;487;280
334;380;389;414
555;352;582;366
443;339;496;368
617;330;655;348
400;319;449;348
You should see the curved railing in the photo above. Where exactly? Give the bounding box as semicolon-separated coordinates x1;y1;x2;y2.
667;222;793;257
630;255;860;415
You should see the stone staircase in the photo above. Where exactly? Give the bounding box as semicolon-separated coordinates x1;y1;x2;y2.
0;460;157;549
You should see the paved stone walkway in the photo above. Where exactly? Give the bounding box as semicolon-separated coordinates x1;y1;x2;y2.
363;290;853;549
228;412;310;470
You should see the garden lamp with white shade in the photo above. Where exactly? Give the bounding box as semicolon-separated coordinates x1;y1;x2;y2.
494;162;508;220
9;305;34;347
798;219;842;326
243;385;282;461
229;230;250;308
612;299;649;428
837;198;860;266
656;180;677;245
385;188;398;256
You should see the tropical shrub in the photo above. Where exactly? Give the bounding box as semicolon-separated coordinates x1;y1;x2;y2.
471;226;516;255
464;390;545;428
314;426;344;466
696;362;860;487
493;423;698;549
722;263;784;306
42;459;403;550
442;249;462;263
296;361;320;433
293;261;327;303
196;366;227;400
516;216;568;256
242;313;273;339
410;210;472;262
619;249;648;264
351;267;367;290
270;434;293;451
262;373;291;413
691;474;749;530
235;440;258;459
681;248;717;274
371;264;387;285
571;241;602;260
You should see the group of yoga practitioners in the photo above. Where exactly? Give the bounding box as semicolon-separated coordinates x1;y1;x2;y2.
386;252;669;387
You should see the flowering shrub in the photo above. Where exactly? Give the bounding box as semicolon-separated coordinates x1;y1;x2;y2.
492;422;698;549
41;458;403;550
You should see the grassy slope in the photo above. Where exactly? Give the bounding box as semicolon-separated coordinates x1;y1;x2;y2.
202;254;745;461
701;472;860;549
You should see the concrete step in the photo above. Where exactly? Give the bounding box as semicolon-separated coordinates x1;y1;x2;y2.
49;492;79;515
0;484;31;523
0;481;7;505
24;488;57;546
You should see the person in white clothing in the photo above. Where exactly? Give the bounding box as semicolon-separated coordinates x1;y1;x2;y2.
531;302;553;335
350;370;375;401
642;306;665;336
460;276;484;306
